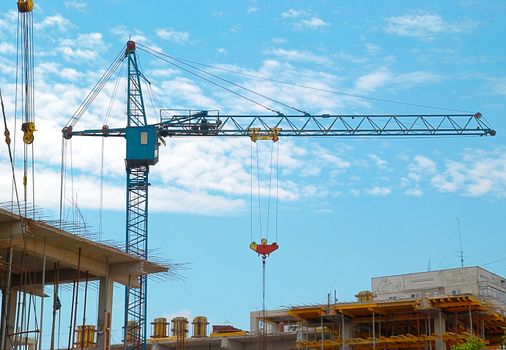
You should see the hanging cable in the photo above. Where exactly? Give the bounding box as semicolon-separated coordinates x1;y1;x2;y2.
256;143;262;238
59;138;66;226
250;141;253;243
265;142;275;241
99;138;105;238
275;143;279;243
103;58;125;126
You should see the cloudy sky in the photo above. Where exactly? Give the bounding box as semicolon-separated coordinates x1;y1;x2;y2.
0;0;505;344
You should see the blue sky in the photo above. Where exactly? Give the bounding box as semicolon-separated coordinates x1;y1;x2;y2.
1;0;506;345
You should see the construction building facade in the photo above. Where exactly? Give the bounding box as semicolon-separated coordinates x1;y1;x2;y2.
253;266;506;350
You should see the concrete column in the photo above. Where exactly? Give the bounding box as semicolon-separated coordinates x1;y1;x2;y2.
434;310;446;350
1;288;18;350
96;273;113;350
341;314;352;350
249;311;260;334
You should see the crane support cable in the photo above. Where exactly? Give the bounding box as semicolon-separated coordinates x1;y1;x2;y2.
165;55;476;114
138;44;309;115
64;46;125;130
136;46;282;115
103;59;125;126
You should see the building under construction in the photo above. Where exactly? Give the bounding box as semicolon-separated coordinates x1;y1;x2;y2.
119;267;506;350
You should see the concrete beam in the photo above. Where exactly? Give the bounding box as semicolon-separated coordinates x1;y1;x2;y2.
0;221;23;237
11;269;99;287
110;261;149;276
10;237;140;287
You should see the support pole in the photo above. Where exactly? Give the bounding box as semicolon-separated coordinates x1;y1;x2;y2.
468;306;473;335
321;315;324;350
372;310;376;350
73;248;82;348
1;245;14;350
49;262;59;350
81;271;89;350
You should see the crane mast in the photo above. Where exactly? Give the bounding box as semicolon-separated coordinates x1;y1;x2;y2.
124;41;154;350
61;41;495;350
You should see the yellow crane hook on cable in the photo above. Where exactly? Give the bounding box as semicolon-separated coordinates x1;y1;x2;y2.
17;0;34;12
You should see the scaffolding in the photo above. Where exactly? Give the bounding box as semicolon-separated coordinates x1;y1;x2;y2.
282;294;506;350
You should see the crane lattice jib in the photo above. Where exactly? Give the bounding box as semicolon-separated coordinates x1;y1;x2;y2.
63;112;495;139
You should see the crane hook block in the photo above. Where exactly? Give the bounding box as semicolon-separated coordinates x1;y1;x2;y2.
21;122;36;145
17;0;34;13
248;127;281;143
250;238;279;258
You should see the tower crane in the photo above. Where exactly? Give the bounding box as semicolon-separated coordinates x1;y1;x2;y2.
61;41;495;350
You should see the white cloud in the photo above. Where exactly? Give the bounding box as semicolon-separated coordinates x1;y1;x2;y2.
354;67;440;92
405;187;423;197
355;68;391;92
58;46;98;61
369;154;388;168
35;14;72;31
298;17;329;30
263;48;330;65
64;1;87;11
55;33;107;62
366;186;391;196
272;37;287;45
156;29;191;44
281;9;308;18
0;43;16;55
217;48;227;55
247;6;258;14
281;9;328;30
385;12;478;40
402;150;506;198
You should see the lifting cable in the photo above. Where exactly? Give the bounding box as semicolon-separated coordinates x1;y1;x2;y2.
16;0;37;218
249;137;280;348
15;3;44;344
251;141;280;242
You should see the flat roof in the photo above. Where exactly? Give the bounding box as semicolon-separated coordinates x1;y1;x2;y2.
0;207;168;289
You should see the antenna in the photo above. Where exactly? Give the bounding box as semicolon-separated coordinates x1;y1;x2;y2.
457;217;464;268
427;257;431;271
